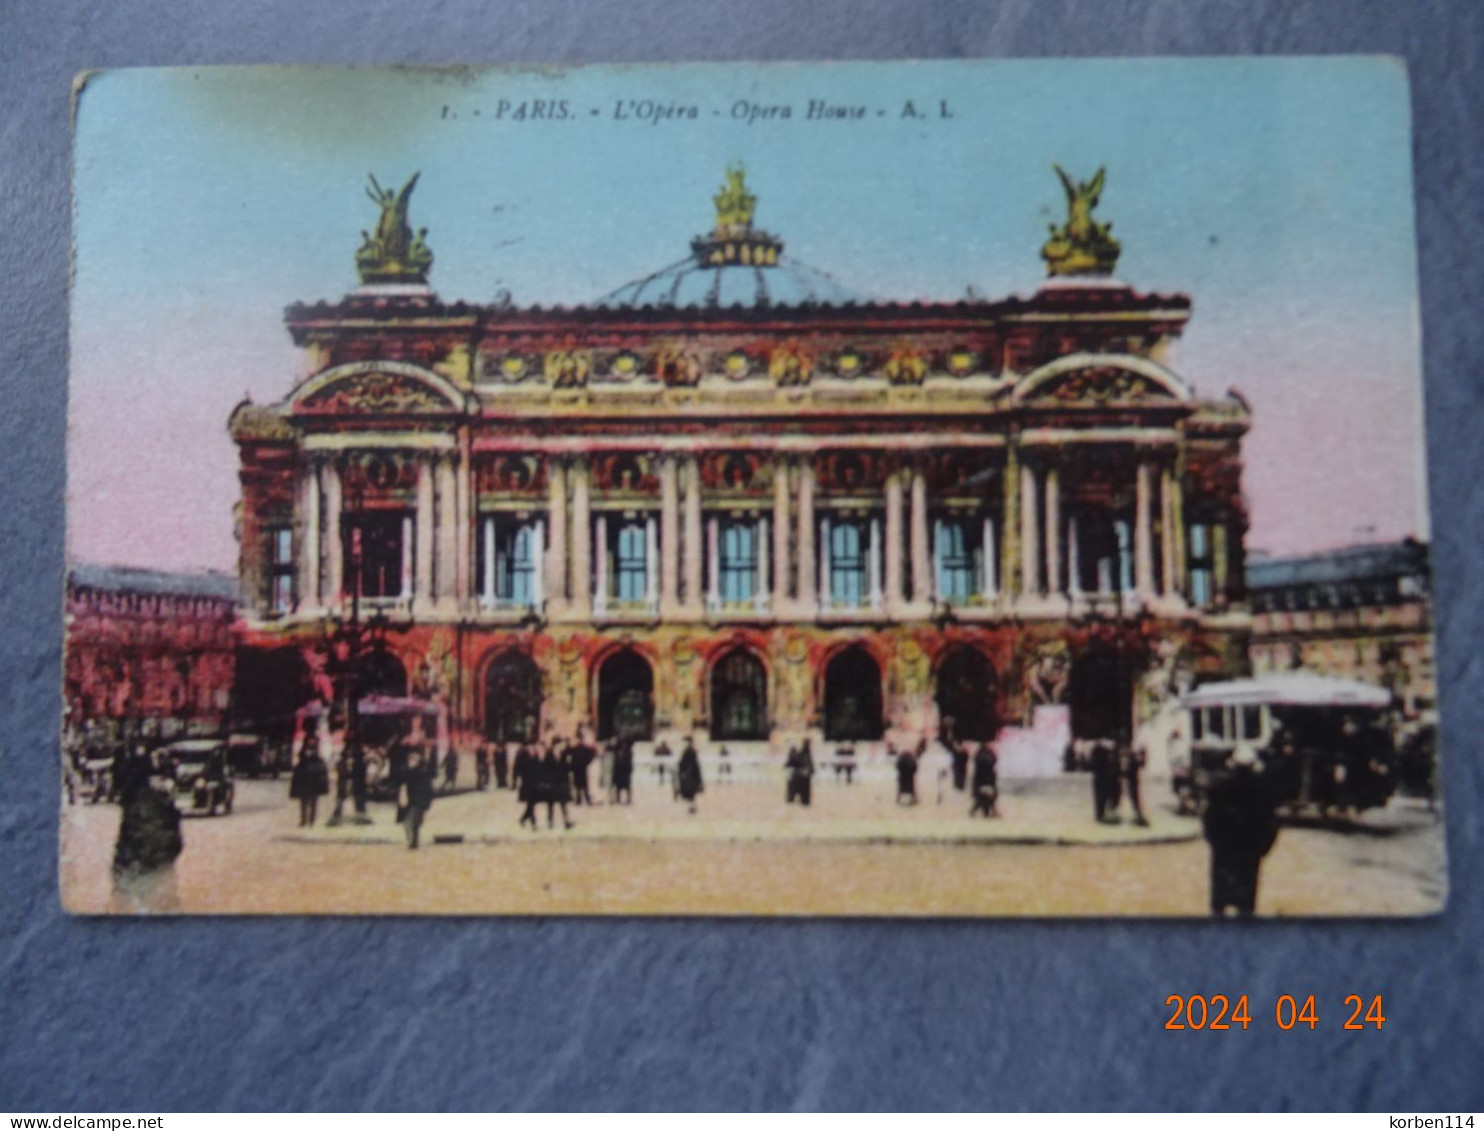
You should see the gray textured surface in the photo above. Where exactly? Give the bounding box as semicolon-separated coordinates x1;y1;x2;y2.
2;0;1482;1112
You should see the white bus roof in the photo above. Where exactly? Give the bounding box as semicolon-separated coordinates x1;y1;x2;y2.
1182;673;1391;709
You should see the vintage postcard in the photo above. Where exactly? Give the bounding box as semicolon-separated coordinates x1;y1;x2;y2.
62;59;1443;916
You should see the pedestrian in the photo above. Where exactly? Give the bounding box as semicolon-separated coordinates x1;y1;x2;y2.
329;748;352;825
398;749;435;850
289;736;331;827
1090;739;1120;822
474;744;490;791
1202;744;1280;917
970;741;999;818
568;729;596;806
513;744;539;829
893;742;919;805
442;746;459;793
612;738;634;805
600;739;617;801
1121;739;1148;827
542;742;574;829
111;751;183;913
785;740;815;806
949;738;969;793
494;741;511;790
676;736;704;815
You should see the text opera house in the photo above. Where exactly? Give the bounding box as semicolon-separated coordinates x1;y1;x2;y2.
229;167;1253;768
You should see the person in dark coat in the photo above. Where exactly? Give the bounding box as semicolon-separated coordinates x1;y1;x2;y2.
442;747;459;793
893;742;920;805
676;737;704;814
1090;739;1122;822
111;752;183;913
493;741;511;790
568;731;596;807
785;740;815;806
289;737;331;827
970;742;999;818
612;739;634;805
474;744;490;791
1120;740;1148;827
949;739;970;793
542;743;574;829
398;750;435;850
513;744;539;829
1202;745;1280;917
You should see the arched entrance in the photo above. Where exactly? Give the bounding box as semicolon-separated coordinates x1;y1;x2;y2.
484;650;542;744
935;646;998;742
710;649;768;740
823;645;884;741
350;649;409;745
1069;642;1131;741
597;649;654;741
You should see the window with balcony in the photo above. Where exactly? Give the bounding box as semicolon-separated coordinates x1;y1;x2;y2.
719;520;758;606
613;520;649;605
478;516;542;608
342;511;410;600
1189;522;1214;607
934;518;992;604
828;519;869;608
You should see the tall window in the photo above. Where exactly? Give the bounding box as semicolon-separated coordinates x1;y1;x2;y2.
934;519;983;604
614;521;648;604
266;527;294;614
480;517;540;606
828;520;868;608
719;520;757;605
1189;522;1214;607
343;512;408;599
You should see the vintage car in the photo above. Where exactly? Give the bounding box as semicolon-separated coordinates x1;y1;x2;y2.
226;732;291;779
160;738;235;816
1172;673;1397;819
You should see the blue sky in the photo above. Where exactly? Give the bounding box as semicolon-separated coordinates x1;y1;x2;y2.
70;59;1427;570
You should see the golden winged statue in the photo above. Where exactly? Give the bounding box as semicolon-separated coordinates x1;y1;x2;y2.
356;172;435;285
1040;164;1121;278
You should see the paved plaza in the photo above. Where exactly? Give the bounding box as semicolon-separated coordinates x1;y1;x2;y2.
59;765;1445;917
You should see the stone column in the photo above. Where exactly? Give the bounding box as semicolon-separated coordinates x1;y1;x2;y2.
869;517;884;613
772;462;790;613
546;459;568;613
645;515;659;611
909;465;931;607
796;460;817;616
1170;458;1187;598
1135;460;1155;598
706;516;721;611
593;512;608;617
884;470;904;615
299;461;320;611
322;459;343;609
481;515;496;605
1044;465;1061;597
414;458;433;608
1020;462;1040;597
1160;465;1176;597
456;452;472;609
682;456;703;617
981;515;997;598
1212;521;1230;605
659;455;680;615
1067;514;1081;598
1001;443;1021;598
570;459;592;618
756;516;770;612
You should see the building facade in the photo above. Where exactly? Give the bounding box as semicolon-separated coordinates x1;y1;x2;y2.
64;564;238;742
1248;540;1433;718
230;168;1253;761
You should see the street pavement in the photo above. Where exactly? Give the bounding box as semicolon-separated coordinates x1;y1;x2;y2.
58;774;1446;917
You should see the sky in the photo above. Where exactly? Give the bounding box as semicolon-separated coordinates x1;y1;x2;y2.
69;59;1428;572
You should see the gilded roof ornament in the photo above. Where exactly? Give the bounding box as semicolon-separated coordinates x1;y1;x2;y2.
713;162;757;235
356;172;434;285
1041;165;1121;278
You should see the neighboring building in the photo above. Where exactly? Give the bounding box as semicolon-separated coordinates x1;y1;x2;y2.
228;166;1252;763
64;564;238;742
1247;539;1434;717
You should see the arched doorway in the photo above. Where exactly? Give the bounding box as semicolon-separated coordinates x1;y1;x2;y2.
597;649;654;741
1069;642;1131;741
484;651;542;744
710;649;768;740
350;649;409;745
935;646;998;742
823;645;883;741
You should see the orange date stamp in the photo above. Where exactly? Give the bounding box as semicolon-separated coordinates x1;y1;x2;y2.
1164;994;1387;1031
